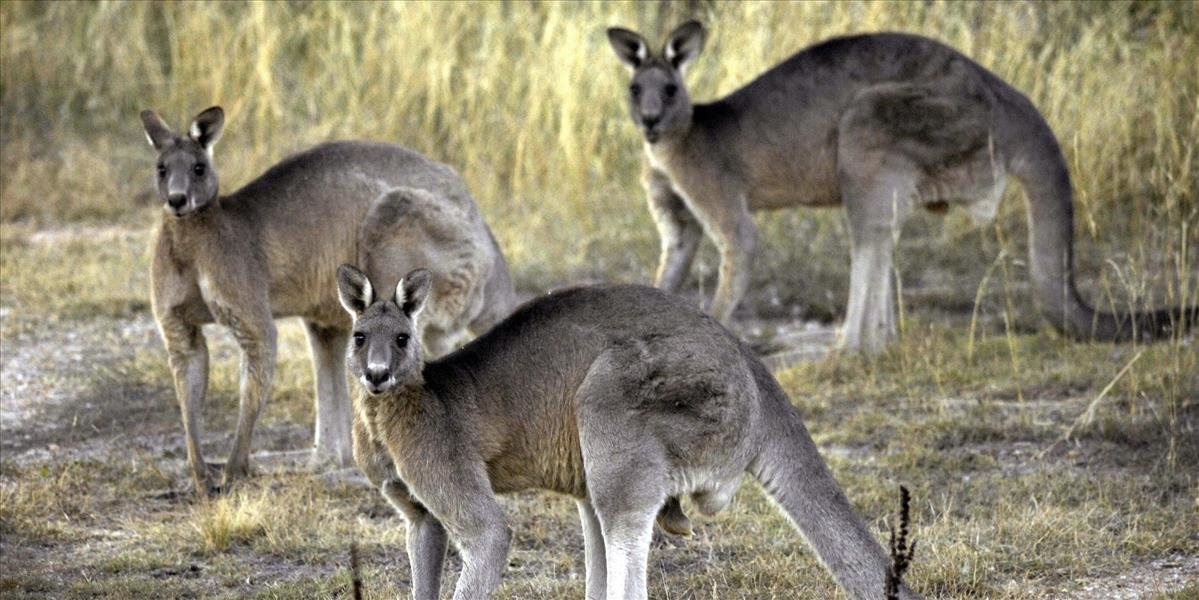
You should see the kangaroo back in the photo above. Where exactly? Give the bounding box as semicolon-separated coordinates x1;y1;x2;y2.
358;187;497;348
747;359;918;600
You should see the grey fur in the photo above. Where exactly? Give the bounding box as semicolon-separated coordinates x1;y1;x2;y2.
140;106;516;494
339;266;918;600
607;22;1196;351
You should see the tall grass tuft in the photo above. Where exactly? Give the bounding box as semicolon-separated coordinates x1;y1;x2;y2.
193;489;272;552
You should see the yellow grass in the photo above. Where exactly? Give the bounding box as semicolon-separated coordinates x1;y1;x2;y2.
2;1;1195;295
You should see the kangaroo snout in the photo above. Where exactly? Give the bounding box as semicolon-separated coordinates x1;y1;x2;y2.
166;193;187;210
641;113;663;139
365;367;390;386
362;366;393;394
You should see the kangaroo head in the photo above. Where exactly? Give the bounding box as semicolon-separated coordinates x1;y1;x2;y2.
337;265;432;396
139;106;224;218
607;20;705;144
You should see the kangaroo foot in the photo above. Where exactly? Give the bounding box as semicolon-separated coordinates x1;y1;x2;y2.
315;467;371;487
253;448;352;473
253;448;314;472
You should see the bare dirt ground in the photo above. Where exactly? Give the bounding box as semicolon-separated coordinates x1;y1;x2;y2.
1058;555;1199;600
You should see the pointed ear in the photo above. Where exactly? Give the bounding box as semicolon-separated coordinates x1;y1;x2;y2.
664;20;705;72
140;110;175;151
337;264;374;316
607;27;648;70
394;268;432;319
189;106;225;152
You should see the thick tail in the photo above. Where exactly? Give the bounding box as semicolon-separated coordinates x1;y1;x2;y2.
748;361;920;600
1010;111;1197;342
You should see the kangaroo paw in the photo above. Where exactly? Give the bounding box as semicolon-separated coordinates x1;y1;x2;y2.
656;496;693;537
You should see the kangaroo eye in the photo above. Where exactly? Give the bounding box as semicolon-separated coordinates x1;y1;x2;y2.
353;333;365;348
630;83;641;97
193;163;206;177
395;334;409;348
157;165;167;178
664;84;678;98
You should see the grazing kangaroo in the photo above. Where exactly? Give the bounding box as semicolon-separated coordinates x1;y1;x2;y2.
140;106;515;494
338;265;920;600
607;22;1197;351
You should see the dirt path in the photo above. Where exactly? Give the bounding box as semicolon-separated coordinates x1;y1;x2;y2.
1055;554;1199;599
1;313;152;449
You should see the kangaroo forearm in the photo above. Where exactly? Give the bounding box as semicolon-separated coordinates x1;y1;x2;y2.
232;319;276;401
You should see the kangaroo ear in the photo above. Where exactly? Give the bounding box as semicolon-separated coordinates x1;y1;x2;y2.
189;106;225;152
664;20;705;72
607;27;648;70
140;110;175;151
337;264;374;316
395;268;432;319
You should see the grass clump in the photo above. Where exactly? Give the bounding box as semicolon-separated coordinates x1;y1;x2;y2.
193;488;275;552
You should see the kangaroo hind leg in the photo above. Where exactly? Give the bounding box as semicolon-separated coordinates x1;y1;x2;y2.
578;500;608;600
577;355;669;600
835;151;917;352
305;321;354;468
837;80;998;352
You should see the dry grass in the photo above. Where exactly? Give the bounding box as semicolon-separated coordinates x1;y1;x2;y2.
2;1;1198;598
2;1;1196;297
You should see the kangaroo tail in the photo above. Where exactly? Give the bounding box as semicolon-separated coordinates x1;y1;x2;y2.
1010;108;1197;342
747;360;920;600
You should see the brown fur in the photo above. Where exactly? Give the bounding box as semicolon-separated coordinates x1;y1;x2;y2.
338;267;919;600
141;106;515;494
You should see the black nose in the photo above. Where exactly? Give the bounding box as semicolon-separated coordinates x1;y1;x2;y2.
642;116;660;129
167;194;187;210
365;368;389;386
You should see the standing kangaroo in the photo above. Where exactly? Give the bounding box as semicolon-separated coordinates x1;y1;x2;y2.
338;265;920;600
140;106;515;494
607;22;1196;351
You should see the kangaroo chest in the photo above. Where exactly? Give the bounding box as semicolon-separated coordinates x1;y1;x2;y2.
184;237;344;327
646;134;842;211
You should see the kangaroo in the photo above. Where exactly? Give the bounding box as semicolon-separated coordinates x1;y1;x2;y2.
338;264;920;600
607;21;1197;352
140;106;516;494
